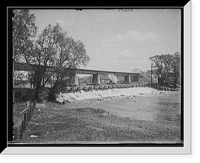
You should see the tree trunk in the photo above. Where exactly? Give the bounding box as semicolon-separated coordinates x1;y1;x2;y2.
174;77;177;88
48;84;57;101
33;67;46;102
48;74;62;101
34;79;42;102
158;77;164;85
33;70;43;102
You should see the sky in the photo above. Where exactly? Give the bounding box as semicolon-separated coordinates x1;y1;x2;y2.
30;9;181;72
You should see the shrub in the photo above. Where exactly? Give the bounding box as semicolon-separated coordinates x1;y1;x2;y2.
14;87;50;103
14;88;34;102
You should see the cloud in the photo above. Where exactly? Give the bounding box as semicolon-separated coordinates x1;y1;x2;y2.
110;30;163;43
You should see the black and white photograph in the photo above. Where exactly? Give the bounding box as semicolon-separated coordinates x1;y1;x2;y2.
4;2;192;155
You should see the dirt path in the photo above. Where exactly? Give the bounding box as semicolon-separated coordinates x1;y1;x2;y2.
19;90;181;144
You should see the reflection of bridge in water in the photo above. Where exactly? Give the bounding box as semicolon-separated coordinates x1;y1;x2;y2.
14;62;151;90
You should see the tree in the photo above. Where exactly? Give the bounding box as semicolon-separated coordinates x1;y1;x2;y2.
149;52;181;86
26;23;65;101
149;54;165;84
13;9;38;101
13;10;90;101
171;52;181;87
12;9;37;62
45;24;90;100
34;23;90;101
160;54;174;85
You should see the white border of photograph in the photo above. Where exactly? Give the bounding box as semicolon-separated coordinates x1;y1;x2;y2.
3;2;191;155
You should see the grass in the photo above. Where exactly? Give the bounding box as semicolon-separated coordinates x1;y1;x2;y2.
12;89;182;144
18;101;181;143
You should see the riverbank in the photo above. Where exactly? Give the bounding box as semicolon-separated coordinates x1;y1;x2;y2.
14;88;182;144
56;87;162;103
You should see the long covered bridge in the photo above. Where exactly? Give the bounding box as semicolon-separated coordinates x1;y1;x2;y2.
14;62;149;86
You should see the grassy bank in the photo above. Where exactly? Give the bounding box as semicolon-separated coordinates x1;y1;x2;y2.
15;89;181;144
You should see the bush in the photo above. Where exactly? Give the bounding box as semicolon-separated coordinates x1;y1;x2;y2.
14;88;34;102
14;87;51;103
39;87;50;102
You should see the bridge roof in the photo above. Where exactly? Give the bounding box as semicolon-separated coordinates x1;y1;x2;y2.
14;62;140;76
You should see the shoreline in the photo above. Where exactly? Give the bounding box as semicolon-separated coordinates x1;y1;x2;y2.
56;87;165;103
13;88;181;143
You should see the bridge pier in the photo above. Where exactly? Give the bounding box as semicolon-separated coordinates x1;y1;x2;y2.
124;75;131;84
92;73;101;85
69;70;79;86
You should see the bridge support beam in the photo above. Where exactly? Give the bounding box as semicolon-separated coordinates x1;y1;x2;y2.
69;71;79;86
92;73;101;85
124;75;131;84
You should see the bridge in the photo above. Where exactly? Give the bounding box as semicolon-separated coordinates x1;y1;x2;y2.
14;62;148;86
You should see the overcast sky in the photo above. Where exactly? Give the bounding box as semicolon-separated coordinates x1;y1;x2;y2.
30;9;181;72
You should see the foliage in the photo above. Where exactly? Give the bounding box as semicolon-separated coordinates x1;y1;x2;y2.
149;52;181;87
12;9;37;63
39;24;90;100
13;10;90;101
14;88;34;102
36;24;89;86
